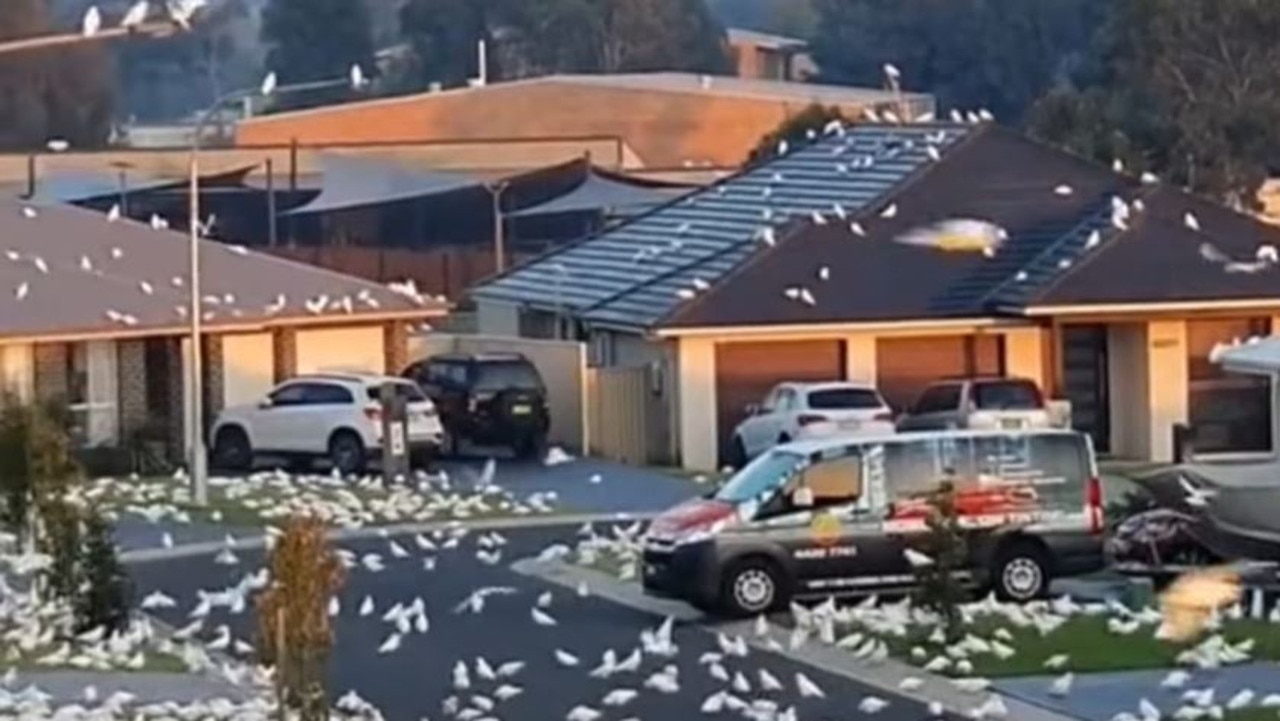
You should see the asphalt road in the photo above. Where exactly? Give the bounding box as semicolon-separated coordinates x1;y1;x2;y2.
128;524;956;721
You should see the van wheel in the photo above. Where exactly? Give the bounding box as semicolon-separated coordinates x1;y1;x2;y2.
328;430;367;477
992;541;1051;602
720;558;787;618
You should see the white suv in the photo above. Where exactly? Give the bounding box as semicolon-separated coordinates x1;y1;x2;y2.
727;381;895;466
210;373;444;475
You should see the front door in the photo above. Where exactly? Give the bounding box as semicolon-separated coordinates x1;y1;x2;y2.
1061;325;1111;453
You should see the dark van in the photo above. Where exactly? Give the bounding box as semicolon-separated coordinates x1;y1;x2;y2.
641;428;1106;616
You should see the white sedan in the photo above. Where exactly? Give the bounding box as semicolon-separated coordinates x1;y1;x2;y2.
727;381;895;464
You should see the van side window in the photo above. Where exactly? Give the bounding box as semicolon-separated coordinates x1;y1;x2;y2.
882;436;975;496
800;456;862;506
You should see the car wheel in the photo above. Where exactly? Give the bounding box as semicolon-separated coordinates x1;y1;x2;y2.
513;433;545;460
211;426;252;472
328;430;367;477
992;541;1051;602
719;558;787;618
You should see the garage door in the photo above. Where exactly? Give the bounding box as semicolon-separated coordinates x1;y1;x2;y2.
875;335;1003;412
715;340;844;448
296;326;386;376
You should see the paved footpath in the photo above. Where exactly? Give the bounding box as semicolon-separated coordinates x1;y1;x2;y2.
4;670;255;706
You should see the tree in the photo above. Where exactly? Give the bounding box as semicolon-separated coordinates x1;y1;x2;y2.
809;0;1109;125
256;515;346;721
397;0;729;90
747;103;846;165
261;0;375;111
1029;0;1280;208
74;510;131;635
911;480;967;642
0;0;113;150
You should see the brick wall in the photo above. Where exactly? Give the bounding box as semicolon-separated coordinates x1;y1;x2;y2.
116;340;148;439
32;343;67;402
201;335;224;429
384;322;408;375
163;338;184;460
273;328;297;382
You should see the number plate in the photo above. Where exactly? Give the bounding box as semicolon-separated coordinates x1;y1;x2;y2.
511;404;532;415
1000;418;1024;429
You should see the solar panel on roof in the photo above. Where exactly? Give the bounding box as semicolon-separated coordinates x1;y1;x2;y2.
473;123;975;330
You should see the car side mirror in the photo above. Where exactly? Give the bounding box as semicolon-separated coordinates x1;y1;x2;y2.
258;397;273;409
791;486;814;508
745;403;760;416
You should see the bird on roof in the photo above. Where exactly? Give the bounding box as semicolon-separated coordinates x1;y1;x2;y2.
106;204;121;222
121;1;149;29
82;6;102;36
165;0;205;30
261;71;278;97
1184;212;1200;231
1199;242;1274;274
879;203;898;219
1054;184;1074;196
850;221;866;237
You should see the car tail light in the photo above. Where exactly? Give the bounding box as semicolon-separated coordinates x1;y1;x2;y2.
363;405;382;422
1086;476;1103;534
797;414;828;427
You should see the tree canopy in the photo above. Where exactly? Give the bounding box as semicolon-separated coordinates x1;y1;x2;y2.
261;0;376;110
1028;0;1280;207
747;104;846;165
808;0;1108;124
396;0;729;90
0;0;113;150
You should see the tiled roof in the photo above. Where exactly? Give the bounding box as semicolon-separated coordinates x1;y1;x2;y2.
473;123;975;329
0;197;447;341
661;126;1141;329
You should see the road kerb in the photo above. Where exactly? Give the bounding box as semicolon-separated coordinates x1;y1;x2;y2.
121;511;657;564
514;557;1084;721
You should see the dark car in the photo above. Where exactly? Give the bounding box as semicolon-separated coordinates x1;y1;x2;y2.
402;352;551;458
642;428;1107;616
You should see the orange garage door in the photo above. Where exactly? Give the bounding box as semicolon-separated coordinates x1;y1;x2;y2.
875;335;1004;412
715;340;845;450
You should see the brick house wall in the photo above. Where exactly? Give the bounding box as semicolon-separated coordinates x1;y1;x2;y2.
32;343;67;402
273;327;297;383
384;322;408;375
116;339;149;440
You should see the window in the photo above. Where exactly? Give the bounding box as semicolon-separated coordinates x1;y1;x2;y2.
807;388;884;410
973;380;1043;410
473;362;543;391
304;383;355;405
879;436;975;497
912;384;962;414
367;382;426;403
269;384;309;406
799;456;862;504
1187;318;1272;453
775;389;798;412
426;362;466;387
759;386;782;413
715;450;804;503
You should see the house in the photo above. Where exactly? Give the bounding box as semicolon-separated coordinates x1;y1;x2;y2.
726;28;818;83
0;195;448;462
473;121;1280;470
234;73;934;169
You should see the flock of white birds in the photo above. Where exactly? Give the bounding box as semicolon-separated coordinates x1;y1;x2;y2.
66;462;560;530
572;529;1280;721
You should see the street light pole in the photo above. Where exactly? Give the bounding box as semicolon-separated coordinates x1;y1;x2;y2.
489;181;509;273
186;73;365;506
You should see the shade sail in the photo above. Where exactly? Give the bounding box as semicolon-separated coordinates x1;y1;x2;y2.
509;170;688;218
281;155;483;216
28;166;256;205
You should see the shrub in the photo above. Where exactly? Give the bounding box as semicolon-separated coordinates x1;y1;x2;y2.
75;509;131;635
911;479;968;642
256;515;346;721
40;498;83;602
0;399;82;548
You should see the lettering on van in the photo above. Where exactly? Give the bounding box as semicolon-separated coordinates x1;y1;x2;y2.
794;545;858;560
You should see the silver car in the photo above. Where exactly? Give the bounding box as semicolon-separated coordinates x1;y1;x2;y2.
896;377;1054;432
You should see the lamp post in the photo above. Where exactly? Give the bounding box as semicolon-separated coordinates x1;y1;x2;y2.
488;181;510;273
186;71;367;505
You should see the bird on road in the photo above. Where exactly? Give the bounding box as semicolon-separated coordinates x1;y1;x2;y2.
82;6;102;36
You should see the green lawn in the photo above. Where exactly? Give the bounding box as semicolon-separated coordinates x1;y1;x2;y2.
72;473;561;528
1222;710;1280;721
841;612;1280;678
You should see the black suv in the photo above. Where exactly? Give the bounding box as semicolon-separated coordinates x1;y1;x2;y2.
402;353;551;458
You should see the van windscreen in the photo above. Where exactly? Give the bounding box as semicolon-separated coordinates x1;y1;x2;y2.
715;450;804;504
